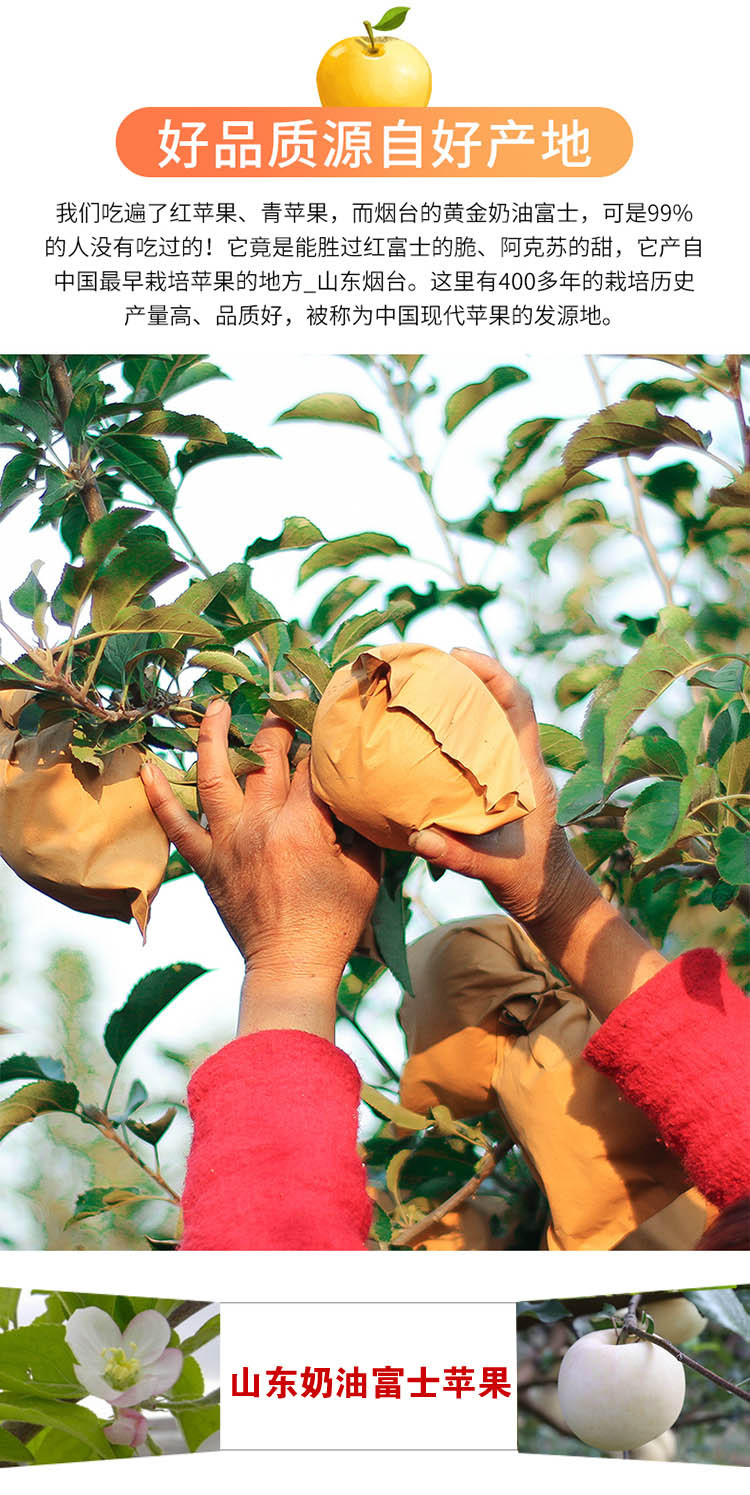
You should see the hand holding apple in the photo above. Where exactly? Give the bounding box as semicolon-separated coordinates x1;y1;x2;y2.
317;8;432;107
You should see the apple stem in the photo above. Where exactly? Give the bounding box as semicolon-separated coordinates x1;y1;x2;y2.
363;19;378;52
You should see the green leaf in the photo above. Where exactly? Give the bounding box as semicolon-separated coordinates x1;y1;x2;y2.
90;526;184;631
556;764;606;824
311;576;377;634
686;1288;750;1341
126;1106;177;1145
28;1427;126;1464
117;411;227;444
373;6;409;29
244;515;326;559
111;602;222;643
97;435;176;509
600;612;696;775
0;1397;111;1459
643;460;700;515
716;826;750;887
0;1080;79;1141
708;470;750;508
360;1084;429;1132
66;1186;156;1225
1;450;38;509
563;400;709;478
80;506;146;565
10;567;46;619
385;1146;412;1203
0;1054;65;1084
285;648;333;695
372;852;413;994
178;1313;221;1357
0;1288;20;1329
371;1201;393;1243
111;1078;148;1122
330;604;412;665
0;395;52;448
626;376;705;409
538;724;586;773
175;430;278;476
104;963;207;1066
123;357;229;401
555;661;612;709
0;1427;33;1463
516;1300;570;1324
189;649;257;683
443;366;528;433
607;728;687;792
300;531;408;583
276;393;380;433
0;1325;81;1399
264;694;316;735
625;780;683;858
490;417;559;490
176;1404;220;1453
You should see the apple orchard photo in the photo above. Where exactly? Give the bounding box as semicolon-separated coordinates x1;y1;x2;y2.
0;351;747;1255
517;1288;750;1466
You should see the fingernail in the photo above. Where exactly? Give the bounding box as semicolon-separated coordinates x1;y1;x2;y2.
205;696;226;716
140;760;155;785
409;829;446;860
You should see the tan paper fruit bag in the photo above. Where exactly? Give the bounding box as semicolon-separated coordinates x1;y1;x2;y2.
311;643;535;851
399;915;712;1252
0;691;168;934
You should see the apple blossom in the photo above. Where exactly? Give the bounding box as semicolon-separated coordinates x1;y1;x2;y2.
65;1307;182;1409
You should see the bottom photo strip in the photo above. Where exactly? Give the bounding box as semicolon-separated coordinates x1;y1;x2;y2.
0;1283;747;1465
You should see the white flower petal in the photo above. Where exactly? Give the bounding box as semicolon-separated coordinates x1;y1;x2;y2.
149;1348;183;1393
73;1366;122;1402
126;1311;171;1366
65;1307;121;1367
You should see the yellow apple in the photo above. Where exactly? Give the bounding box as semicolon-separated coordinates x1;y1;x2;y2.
642;1297;707;1344
317;34;432;107
557;1329;685;1452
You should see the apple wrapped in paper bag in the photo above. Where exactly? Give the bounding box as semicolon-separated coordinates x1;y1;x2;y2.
0;691;168;934
310;643;535;853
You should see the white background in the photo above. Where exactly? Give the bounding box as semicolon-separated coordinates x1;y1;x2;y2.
0;0;748;347
221;1301;517;1449
0;2;748;1489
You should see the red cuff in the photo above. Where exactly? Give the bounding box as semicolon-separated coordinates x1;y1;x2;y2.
180;1029;372;1250
584;949;749;1209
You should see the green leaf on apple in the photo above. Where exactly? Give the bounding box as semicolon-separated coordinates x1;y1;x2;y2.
373;7;410;30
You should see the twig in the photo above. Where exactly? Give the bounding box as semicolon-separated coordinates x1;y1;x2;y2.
727;355;750;468
83;1112;181;1204
45;356;107;523
370;357;500;659
619;1299;750;1404
167;1300;210;1328
585;357;675;605
336;1000;400;1082
392;1136;514;1247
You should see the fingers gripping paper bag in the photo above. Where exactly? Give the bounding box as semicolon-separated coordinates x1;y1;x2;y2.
310;643;535;851
0;691;168;935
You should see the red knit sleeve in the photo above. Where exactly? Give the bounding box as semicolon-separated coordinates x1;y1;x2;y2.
583;948;749;1209
180;1029;372;1250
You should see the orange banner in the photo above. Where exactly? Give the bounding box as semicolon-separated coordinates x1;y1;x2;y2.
117;108;632;178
